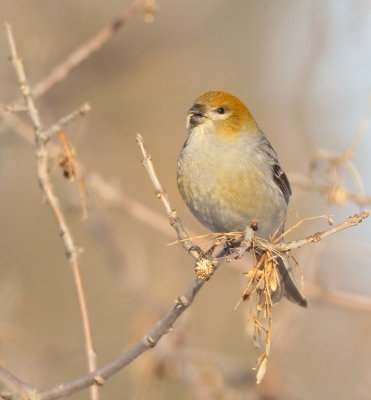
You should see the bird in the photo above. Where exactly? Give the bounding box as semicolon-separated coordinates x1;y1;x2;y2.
177;90;307;307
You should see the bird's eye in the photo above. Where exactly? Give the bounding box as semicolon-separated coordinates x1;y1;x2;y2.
217;107;225;114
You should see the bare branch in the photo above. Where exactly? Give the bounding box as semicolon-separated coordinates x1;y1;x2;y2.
275;211;370;252
0;108;175;237
43;103;91;141
290;173;371;207
86;172;173;236
38;278;205;400
1;13;370;396
136;133;201;259
29;0;146;101
291;92;371;207
0;365;37;400
3;104;27;113
5;23;98;400
5;22;43;132
0;129;368;398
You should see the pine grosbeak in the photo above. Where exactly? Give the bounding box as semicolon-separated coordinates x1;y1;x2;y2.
177;90;307;307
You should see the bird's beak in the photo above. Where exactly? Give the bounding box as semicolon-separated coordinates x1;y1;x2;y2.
186;103;206;129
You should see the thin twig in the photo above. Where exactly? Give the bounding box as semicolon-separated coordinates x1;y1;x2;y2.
44;103;91;141
22;0;146;102
86;172;173;236
0;365;37;400
3;103;27;113
274;211;369;252
136;133;200;259
5;23;98;400
0;108;175;237
291;174;371;206
293;93;371;207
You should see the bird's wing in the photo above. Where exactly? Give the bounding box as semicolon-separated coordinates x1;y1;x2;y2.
272;163;291;204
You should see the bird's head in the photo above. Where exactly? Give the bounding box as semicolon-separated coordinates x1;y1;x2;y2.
186;91;258;140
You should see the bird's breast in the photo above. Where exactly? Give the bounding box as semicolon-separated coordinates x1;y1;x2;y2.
177;129;287;238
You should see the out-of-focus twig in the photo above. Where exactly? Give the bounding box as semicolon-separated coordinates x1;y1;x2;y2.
7;0;147;105
45;103;91;140
0;104;174;236
306;284;371;312
0;365;37;400
290;173;371;206
142;0;159;23
292;93;371;207
86;172;173;236
4;22;98;400
0;106;175;236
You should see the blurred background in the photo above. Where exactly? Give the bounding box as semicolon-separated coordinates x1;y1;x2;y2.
0;0;370;399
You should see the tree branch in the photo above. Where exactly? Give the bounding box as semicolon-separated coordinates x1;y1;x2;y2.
4;22;98;400
0;365;37;400
0;128;368;399
290;174;371;207
10;0;147;104
43;103;91;141
272;211;370;252
136;133;208;262
39;278;204;400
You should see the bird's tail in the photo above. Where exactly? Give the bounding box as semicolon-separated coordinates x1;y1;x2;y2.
274;255;307;307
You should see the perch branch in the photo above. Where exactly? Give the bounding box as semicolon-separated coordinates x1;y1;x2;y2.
272;211;370;252
39;278;204;400
136;133;202;259
0;132;368;399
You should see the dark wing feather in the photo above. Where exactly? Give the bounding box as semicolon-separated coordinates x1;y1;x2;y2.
260;137;292;204
272;163;291;204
